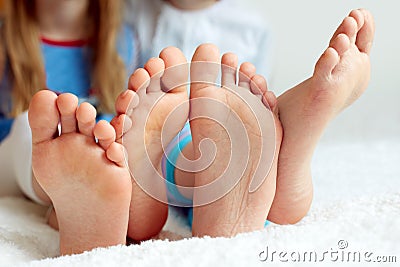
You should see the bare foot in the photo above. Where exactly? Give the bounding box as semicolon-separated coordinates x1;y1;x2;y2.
189;44;282;237
270;9;375;224
115;47;189;240
29;91;132;255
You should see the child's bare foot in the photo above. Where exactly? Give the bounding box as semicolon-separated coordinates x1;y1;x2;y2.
115;47;189;241
29;91;132;255
270;9;375;224
189;44;282;237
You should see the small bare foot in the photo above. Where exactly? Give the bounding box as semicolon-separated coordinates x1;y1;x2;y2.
29;91;132;255
189;44;282;237
115;47;189;240
270;9;375;224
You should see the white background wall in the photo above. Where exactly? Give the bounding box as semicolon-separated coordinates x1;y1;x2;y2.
240;0;400;142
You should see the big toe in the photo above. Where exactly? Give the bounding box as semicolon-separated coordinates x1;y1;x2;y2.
190;43;220;95
28;90;60;144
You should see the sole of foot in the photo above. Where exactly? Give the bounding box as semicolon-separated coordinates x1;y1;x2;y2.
29;90;132;255
189;44;283;237
115;47;189;241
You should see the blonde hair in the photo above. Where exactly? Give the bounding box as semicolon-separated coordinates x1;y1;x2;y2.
0;0;126;116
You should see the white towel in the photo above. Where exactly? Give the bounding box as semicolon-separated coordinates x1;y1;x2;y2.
0;140;399;267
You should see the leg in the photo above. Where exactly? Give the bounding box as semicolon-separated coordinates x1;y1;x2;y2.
115;47;189;241
29;91;132;255
189;44;282;236
269;9;375;224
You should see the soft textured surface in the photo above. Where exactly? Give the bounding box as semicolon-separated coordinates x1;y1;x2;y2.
1;140;399;267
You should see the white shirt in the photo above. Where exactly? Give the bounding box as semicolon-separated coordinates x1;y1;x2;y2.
125;0;274;79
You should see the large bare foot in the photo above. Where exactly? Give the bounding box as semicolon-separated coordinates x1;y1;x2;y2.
189;44;282;237
29;91;132;255
270;9;375;224
115;47;189;241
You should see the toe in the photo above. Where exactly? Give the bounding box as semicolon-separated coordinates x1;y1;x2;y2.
221;52;238;87
314;47;340;77
190;43;220;94
76;102;97;137
128;69;150;97
159;46;189;94
94;120;116;150
110;114;132;143
355;9;375;54
238;62;256;89
250;74;268;97
262;91;278;112
56;93;79;134
330;33;351;56
115;89;139;116
330;16;358;46
144;57;165;93
106;142;127;167
28;90;60;144
349;9;364;31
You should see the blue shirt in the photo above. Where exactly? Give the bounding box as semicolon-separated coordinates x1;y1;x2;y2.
0;25;136;142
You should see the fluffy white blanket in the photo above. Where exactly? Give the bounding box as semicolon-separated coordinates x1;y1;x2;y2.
1;140;399;267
